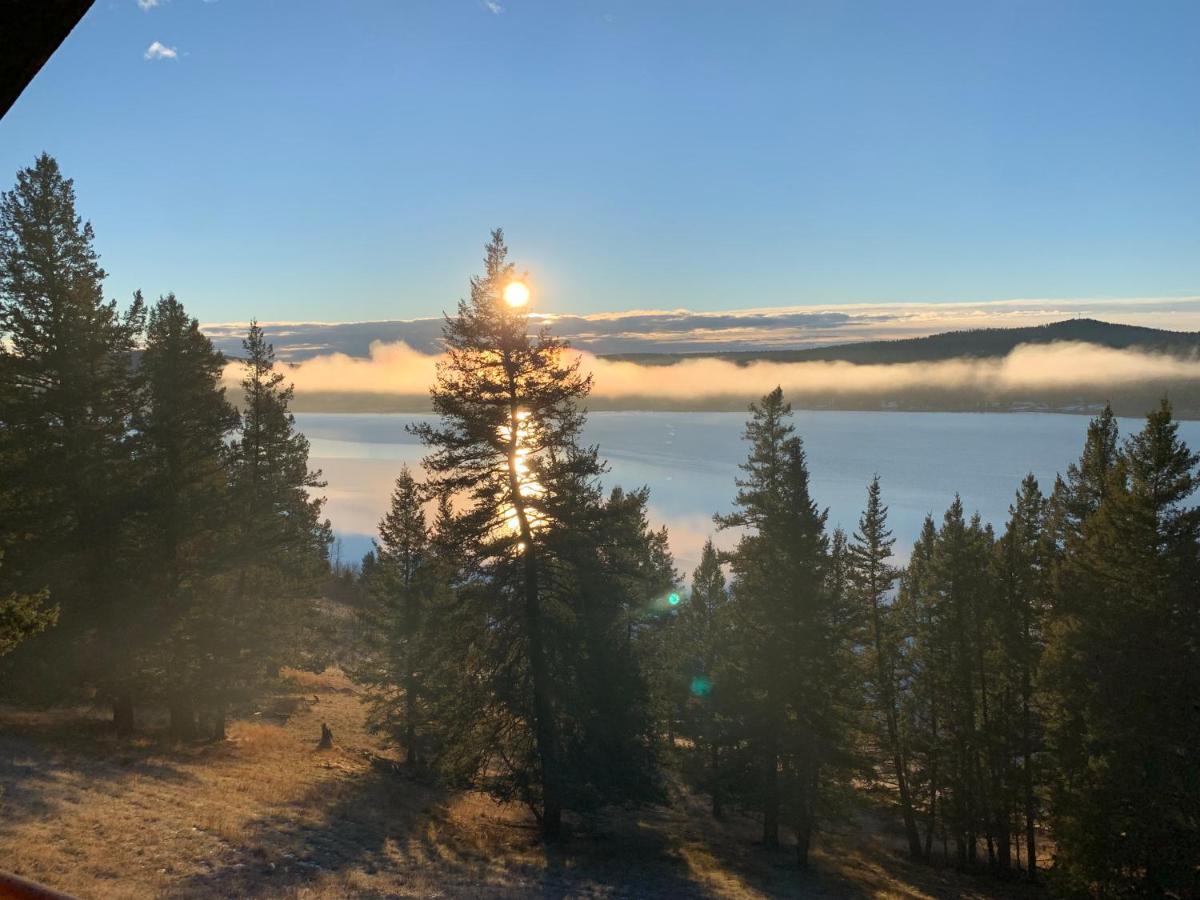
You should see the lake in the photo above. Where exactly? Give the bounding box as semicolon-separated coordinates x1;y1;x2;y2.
297;411;1200;576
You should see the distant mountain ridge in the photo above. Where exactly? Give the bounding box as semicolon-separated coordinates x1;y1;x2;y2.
600;318;1200;366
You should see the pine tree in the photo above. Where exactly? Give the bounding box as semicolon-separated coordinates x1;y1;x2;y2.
211;322;330;734
1045;400;1200;894
990;474;1046;878
894;514;943;861
133;294;239;739
356;466;430;764
716;387;855;866
900;497;997;869
673;539;732;817
553;483;672;811
935;499;997;868
1053;403;1120;545
412;230;635;838
0;154;144;727
849;476;922;858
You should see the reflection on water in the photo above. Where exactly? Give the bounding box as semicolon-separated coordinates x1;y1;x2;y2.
299;411;1200;575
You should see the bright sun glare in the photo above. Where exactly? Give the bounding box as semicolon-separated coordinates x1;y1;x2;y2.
503;280;530;308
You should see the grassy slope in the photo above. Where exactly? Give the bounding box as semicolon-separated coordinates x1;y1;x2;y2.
0;668;1043;899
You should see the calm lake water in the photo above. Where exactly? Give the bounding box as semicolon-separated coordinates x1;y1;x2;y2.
297;411;1200;576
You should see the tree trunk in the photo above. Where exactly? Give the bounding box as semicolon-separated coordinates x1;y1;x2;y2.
924;702;939;862
762;740;779;847
796;821;812;868
924;782;938;862
795;760;818;868
523;546;561;840
508;410;562;841
886;710;922;858
402;583;420;766
997;820;1012;872
404;679;419;765
169;692;197;742
212;700;227;741
710;740;723;819
112;691;134;737
872;591;923;859
1021;637;1037;881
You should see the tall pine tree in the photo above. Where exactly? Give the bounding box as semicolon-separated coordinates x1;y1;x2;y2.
672;539;733;817
717;387;856;866
849;476;922;858
0;154;144;726
414;230;663;837
132;294;239;738
211;322;330;734
356;466;431;764
1045;401;1200;894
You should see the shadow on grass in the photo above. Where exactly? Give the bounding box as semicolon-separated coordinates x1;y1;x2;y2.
174;755;719;899
0;705;205;830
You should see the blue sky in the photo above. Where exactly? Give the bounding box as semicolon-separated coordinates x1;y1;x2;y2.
2;0;1199;325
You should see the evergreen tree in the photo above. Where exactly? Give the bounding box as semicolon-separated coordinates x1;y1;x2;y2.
132;294;239;739
716;387;856;866
1045;400;1200;895
413;230;661;837
1052;403;1121;547
673;539;733;817
894;514;944;861
0;154;144;726
899;497;998;868
356;466;431;764
848;477;922;858
211;322;330;734
934;499;997;868
990;474;1047;878
552;483;672;811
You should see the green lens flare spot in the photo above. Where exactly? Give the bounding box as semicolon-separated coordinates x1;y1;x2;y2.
668;592;680;606
690;676;712;697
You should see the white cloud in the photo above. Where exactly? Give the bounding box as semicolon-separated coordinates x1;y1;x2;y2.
144;41;178;60
137;0;159;10
483;0;504;14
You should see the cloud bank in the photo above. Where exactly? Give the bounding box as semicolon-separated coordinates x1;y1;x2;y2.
222;340;1200;408
204;296;1200;362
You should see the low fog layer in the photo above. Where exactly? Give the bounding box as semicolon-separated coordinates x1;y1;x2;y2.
222;340;1200;416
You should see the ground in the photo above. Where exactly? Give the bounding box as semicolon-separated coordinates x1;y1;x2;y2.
0;669;1044;899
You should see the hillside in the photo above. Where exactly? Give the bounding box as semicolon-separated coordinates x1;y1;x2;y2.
600;318;1200;365
0;667;1044;899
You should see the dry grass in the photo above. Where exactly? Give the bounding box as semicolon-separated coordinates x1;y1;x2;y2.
0;672;1044;899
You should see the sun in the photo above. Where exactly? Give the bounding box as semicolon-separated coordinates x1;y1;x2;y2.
503;280;530;308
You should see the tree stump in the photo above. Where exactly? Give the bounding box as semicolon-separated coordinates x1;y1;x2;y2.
318;722;334;749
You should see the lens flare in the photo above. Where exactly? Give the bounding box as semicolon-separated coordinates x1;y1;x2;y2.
690;676;712;697
503;281;530;308
668;592;681;606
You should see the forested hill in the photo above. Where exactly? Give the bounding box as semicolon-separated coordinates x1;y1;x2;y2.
601;318;1200;365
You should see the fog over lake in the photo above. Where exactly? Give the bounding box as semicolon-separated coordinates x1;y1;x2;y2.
299;411;1200;576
